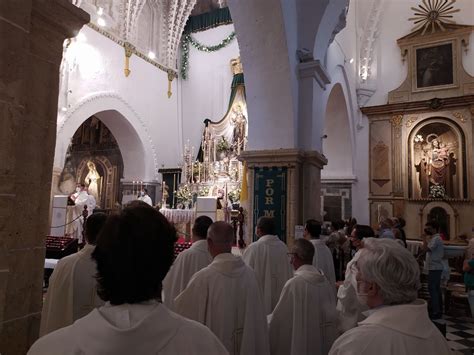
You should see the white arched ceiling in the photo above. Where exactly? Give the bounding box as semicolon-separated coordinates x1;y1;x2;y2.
322;83;354;179
55;93;156;180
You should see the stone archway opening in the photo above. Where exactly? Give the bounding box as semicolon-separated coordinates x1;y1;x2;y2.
320;83;354;223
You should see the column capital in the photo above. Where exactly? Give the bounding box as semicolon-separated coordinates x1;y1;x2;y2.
298;60;331;89
239;149;327;168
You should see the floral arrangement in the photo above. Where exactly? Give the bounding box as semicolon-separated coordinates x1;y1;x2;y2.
216;137;230;153
175;184;193;206
198;186;210;197
228;188;241;203
429;185;445;198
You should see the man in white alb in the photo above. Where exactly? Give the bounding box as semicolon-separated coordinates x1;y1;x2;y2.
29;204;228;355
329;238;452;355
269;238;338;355
40;212;107;336
175;222;270;355
138;188;153;206
162;216;213;309
242;217;293;314
305;219;336;290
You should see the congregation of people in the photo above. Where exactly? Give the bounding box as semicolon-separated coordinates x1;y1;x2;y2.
30;201;468;354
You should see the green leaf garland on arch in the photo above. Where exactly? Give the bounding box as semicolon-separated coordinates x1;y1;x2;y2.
180;31;236;79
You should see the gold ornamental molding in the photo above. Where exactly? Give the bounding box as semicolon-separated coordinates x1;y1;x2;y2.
405;116;418;128
452;111;467;123
87;23;178;78
390;114;403;127
409;0;460;35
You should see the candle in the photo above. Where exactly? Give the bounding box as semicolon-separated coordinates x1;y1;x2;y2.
198;162;201;182
213;139;216;161
132;181;135;195
173;174;176;208
377;204;381;223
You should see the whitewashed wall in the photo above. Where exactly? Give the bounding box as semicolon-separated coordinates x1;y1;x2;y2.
54;26;179;182
326;0;474;223
179;24;240;156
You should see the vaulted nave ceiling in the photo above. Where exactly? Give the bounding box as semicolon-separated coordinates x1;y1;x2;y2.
72;0;228;69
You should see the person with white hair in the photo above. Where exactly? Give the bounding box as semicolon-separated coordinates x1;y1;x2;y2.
269;238;338;355
175;222;269;355
329;238;452;355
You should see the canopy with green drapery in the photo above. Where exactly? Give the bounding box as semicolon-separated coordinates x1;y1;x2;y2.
197;73;247;162
184;7;232;34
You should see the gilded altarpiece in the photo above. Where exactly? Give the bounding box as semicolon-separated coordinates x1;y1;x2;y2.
362;22;474;240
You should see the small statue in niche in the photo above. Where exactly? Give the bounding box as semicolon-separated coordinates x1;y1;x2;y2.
230;104;247;153
415;134;457;198
85;161;101;204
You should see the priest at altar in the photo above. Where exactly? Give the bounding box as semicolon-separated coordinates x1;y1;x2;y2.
66;184;96;242
242;217;293;314
269;239;338;355
162;216;213;310
174;222;270;355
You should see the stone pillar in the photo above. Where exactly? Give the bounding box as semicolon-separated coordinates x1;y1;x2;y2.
240;149;326;250
0;1;88;353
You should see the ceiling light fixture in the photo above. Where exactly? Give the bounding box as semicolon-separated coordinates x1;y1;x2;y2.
97;18;106;27
148;51;156;60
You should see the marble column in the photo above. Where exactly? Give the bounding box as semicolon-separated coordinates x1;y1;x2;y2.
0;1;88;353
240;149;327;250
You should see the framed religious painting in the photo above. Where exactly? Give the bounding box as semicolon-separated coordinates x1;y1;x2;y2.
412;40;457;92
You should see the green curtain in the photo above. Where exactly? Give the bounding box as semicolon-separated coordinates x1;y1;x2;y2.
228;73;245;108
184;7;232;34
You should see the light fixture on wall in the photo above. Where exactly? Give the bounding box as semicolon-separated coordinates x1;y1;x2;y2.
61;107;68;112
97;7;104;16
148;51;156;60
97;18;106;27
349;58;354;64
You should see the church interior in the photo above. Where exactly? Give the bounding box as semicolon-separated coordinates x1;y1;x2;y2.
1;0;474;353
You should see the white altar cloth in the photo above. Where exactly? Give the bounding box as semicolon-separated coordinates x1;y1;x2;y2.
160;208;196;224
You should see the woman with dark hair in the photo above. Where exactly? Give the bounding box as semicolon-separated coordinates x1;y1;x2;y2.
29;203;228;355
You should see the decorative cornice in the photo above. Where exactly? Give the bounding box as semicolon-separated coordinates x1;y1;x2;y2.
57;91;160;179
238;149;327;169
87;22;177;77
361;95;474;116
298;60;331;89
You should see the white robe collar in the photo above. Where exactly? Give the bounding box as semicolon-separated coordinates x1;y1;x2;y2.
257;234;281;244
209;253;246;278
190;239;208;251
74;302;181;353
294;264;326;285
359;299;434;339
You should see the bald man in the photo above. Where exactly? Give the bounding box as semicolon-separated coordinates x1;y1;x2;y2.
175;222;270;355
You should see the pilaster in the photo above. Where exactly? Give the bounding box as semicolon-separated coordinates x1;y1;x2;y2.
0;1;88;352
240;149;327;250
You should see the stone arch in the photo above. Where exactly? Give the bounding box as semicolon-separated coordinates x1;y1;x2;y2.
322;82;354;180
420;201;458;238
313;0;350;63
55;92;158;180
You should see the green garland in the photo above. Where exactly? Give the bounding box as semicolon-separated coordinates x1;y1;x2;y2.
180;31;236;79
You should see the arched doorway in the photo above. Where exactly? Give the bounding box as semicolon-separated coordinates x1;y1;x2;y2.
321;83;354;222
58;116;124;209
